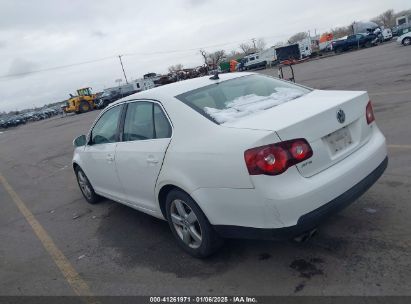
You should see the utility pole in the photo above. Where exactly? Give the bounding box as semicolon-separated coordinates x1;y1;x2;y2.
251;38;257;51
118;55;129;84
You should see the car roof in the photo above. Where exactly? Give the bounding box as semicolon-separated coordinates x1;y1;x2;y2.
110;72;256;107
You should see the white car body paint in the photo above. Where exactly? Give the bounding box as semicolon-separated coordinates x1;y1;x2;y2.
397;32;411;45
73;72;387;232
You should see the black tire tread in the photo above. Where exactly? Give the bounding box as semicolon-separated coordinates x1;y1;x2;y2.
75;167;101;204
165;189;223;258
79;101;90;113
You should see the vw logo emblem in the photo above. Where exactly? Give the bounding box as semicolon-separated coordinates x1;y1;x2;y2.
336;109;345;124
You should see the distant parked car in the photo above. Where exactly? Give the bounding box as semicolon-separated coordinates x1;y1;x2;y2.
72;72;387;257
332;33;377;53
397;32;411;46
96;91;122;109
4;117;19;128
96;90;138;109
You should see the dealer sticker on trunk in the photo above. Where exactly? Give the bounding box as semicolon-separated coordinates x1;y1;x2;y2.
324;126;353;155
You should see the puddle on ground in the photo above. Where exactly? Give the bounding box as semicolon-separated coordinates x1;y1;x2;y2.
290;258;324;279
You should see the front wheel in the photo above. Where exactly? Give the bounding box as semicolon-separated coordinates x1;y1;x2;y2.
403;37;411;46
75;167;101;204
79;101;91;113
165;189;223;258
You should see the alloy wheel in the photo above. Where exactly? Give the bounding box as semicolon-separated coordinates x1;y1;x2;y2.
78;171;92;199
170;199;202;249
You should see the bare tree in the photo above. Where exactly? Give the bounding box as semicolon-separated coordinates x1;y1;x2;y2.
199;49;226;70
256;38;266;51
395;9;411;19
239;42;254;54
331;26;352;39
372;9;395;27
288;32;308;44
208;50;226;69
168;64;184;73
273;41;285;48
200;49;208;67
227;50;243;61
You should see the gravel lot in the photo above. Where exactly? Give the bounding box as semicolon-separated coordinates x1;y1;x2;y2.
1;41;410;296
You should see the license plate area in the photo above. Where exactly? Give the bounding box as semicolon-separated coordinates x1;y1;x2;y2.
324;126;353;155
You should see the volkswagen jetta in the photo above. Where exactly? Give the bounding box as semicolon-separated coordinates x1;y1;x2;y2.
72;73;387;257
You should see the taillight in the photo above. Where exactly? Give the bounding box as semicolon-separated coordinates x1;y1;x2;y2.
244;138;313;176
366;101;375;124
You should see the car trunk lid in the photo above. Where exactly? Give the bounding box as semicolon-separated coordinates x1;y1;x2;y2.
223;90;372;177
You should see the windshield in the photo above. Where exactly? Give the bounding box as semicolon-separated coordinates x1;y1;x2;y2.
176;74;311;124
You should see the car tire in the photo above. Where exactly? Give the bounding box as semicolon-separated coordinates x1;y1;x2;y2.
165;189;223;258
403;37;411;46
75;167;101;204
79;101;91;113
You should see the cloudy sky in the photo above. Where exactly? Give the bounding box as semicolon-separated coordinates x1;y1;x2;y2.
0;0;409;112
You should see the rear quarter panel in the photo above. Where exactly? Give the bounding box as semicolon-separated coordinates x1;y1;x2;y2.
155;99;276;194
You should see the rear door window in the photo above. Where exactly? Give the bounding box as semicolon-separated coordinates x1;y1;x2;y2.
122;101;171;141
123;102;154;141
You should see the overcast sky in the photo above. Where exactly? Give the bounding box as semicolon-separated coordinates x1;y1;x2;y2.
0;0;409;112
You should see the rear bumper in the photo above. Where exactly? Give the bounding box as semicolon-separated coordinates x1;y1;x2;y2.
214;156;387;240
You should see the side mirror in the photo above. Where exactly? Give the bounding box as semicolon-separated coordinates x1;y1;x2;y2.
73;135;87;147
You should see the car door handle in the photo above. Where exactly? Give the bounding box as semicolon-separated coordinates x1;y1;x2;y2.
147;156;159;164
106;154;115;162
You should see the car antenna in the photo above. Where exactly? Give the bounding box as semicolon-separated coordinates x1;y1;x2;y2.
209;71;219;80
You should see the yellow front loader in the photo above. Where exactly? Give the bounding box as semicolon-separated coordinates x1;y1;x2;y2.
63;87;97;114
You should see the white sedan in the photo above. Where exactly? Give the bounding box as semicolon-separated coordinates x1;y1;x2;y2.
72;72;387;257
397;32;411;46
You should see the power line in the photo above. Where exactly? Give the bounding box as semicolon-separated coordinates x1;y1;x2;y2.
0;34;290;80
0;55;115;80
0;40;248;80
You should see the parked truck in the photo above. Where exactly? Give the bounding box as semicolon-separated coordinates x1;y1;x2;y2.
242;53;267;70
275;44;301;62
319;33;334;52
297;37;312;58
259;46;277;66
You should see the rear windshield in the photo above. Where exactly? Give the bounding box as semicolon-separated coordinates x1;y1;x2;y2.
176;74;311;124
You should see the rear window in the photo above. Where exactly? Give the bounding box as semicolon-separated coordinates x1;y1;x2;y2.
176;74;311;124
